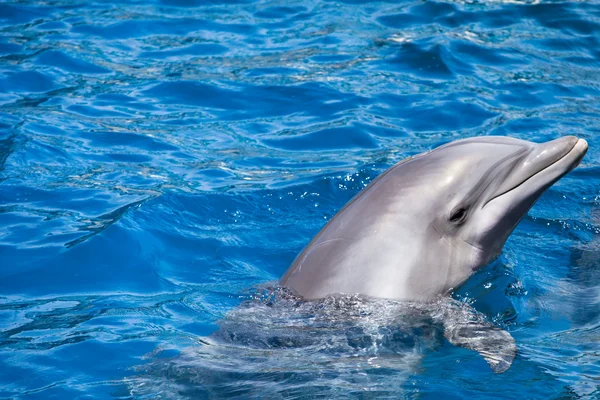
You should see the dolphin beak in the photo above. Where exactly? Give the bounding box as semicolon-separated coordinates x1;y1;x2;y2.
485;136;588;207
522;136;579;176
522;136;587;179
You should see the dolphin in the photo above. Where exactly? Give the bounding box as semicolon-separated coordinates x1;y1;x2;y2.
280;135;588;372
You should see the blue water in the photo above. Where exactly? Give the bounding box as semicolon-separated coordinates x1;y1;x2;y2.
1;0;599;398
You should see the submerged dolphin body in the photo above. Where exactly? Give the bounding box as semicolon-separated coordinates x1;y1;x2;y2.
281;135;588;372
131;292;508;398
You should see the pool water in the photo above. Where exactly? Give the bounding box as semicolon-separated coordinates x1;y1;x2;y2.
0;0;599;398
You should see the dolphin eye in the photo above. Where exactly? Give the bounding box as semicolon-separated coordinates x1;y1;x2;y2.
449;208;467;224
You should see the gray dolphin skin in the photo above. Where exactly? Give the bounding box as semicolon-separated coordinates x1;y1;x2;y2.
280;135;587;373
282;135;587;300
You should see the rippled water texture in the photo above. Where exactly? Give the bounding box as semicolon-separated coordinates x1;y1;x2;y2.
1;0;600;398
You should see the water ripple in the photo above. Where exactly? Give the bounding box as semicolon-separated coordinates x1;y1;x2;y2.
0;0;599;398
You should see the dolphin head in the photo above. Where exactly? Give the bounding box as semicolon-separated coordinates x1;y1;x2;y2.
281;135;587;302
426;136;588;276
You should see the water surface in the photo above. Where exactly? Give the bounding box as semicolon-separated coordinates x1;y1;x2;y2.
1;0;599;398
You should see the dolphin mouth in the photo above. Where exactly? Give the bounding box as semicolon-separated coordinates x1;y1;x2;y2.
484;137;588;207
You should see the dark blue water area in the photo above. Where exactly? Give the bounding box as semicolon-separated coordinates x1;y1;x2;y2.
0;0;599;398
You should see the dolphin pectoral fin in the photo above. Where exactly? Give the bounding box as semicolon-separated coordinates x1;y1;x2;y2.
443;321;516;373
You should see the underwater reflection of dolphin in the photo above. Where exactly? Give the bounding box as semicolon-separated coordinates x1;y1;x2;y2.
281;135;588;372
